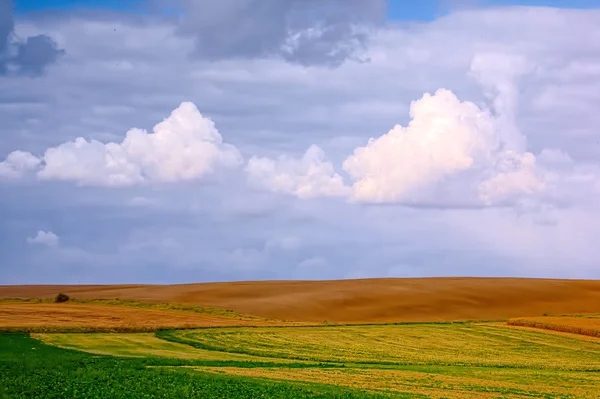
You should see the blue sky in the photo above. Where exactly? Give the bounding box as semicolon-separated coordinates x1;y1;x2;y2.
3;0;600;283
15;0;600;20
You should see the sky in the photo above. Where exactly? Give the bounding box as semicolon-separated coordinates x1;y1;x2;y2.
1;0;600;284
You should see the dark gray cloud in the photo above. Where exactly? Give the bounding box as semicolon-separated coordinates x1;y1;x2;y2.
175;0;387;66
0;0;65;76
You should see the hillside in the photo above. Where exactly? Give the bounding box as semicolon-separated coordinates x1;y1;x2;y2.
2;278;600;323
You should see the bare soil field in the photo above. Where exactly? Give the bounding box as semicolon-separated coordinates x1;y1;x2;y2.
2;278;600;323
0;303;281;332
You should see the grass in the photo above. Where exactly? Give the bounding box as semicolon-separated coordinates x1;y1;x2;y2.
507;316;600;338
0;333;392;399
158;323;600;370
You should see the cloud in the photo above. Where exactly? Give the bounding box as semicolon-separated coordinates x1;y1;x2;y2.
245;86;553;207
2;102;242;187
0;150;41;179
0;0;65;76
3;5;600;283
247;145;349;199
342;84;557;207
0;0;14;56
246;50;597;209
174;0;386;66
27;230;59;248
12;34;66;77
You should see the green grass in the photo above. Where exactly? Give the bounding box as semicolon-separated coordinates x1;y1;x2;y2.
158;323;600;370
0;333;394;399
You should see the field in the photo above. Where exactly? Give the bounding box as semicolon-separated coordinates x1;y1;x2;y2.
4;321;600;398
0;334;380;399
507;315;600;338
3;277;600;322
0;299;291;332
3;278;600;398
0;304;269;332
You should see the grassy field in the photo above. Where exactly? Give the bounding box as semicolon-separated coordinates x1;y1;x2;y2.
4;277;600;323
0;333;381;399
4;319;597;398
159;323;600;370
34;332;300;363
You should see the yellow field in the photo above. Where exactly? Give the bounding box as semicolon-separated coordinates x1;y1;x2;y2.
34;333;296;363
163;323;600;369
191;366;600;399
0;302;285;332
507;315;600;338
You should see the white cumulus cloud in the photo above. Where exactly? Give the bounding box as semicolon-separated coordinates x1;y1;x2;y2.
342;88;530;204
27;230;59;248
1;102;242;187
246;144;350;199
245;50;595;209
0;150;41;179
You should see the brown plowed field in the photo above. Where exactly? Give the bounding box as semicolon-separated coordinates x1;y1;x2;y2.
2;278;600;323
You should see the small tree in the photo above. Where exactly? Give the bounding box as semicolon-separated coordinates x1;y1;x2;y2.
55;293;70;303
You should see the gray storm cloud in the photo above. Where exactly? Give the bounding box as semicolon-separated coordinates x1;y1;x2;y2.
0;0;65;76
173;0;386;66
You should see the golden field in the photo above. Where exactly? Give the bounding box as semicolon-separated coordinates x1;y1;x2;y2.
507;315;600;338
3;277;600;323
0;301;285;332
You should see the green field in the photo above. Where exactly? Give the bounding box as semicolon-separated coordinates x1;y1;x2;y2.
2;321;600;398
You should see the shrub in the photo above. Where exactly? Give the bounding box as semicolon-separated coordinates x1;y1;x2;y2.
54;293;70;303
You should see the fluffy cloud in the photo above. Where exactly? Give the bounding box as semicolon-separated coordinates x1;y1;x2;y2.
27;230;59;248
0;150;41;179
247;86;555;207
342;86;551;206
248;49;597;208
1;102;242;187
247;145;349;199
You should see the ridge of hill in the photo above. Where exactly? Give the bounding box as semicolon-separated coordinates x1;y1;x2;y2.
2;277;600;323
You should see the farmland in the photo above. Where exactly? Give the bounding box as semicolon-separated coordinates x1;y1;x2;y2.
0;333;379;399
4;318;600;397
4;277;600;323
507;315;600;338
2;279;600;398
0;299;286;333
158;323;600;369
